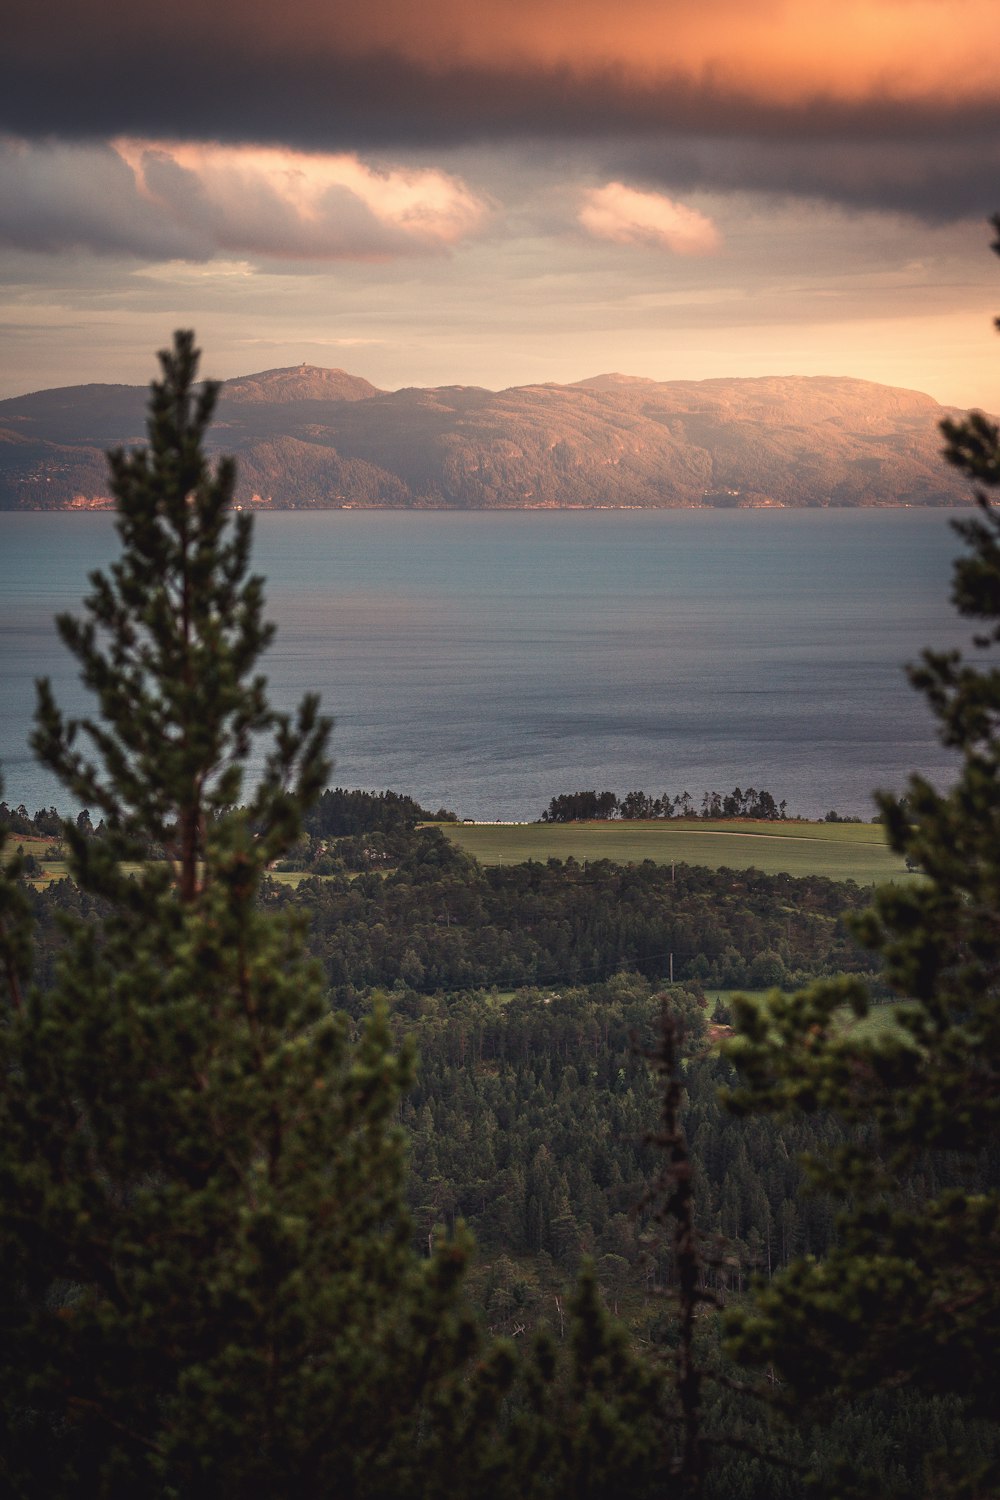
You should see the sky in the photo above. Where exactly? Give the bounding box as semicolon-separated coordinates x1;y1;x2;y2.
2;0;999;406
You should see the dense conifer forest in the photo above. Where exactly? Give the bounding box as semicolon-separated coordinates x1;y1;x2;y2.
12;803;999;1494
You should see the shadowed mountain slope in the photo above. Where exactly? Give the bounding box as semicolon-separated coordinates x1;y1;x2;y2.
0;365;976;510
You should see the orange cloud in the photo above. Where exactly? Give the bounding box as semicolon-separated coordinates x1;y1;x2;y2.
8;0;996;107
112;140;490;259
579;185;721;255
227;0;997;105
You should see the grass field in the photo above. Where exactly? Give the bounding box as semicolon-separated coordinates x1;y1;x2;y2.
439;818;909;884
1;833;71;887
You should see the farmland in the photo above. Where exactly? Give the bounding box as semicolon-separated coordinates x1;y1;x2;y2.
439;817;908;884
8;816;910;887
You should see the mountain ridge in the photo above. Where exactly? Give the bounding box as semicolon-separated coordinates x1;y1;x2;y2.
0;366;979;511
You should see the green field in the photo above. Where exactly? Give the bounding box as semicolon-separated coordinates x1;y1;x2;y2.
440;818;909;884
1;833;71;887
3;836;153;889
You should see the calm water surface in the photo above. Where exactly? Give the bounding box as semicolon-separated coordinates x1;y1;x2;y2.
0;509;969;821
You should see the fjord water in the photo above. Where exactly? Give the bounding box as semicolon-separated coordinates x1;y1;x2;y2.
0;509;967;822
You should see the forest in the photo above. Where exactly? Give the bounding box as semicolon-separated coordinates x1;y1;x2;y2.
19;830;885;1272
12;790;997;1496
1;330;998;1498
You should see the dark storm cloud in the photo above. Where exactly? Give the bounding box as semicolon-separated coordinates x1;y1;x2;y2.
5;41;997;147
610;136;1000;225
3;0;999;221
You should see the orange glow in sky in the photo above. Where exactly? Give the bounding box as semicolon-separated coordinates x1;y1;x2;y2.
241;0;1000;103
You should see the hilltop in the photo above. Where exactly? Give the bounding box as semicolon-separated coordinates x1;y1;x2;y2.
0;365;977;510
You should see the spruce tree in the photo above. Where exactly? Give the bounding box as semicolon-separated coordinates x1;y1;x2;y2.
724;227;1000;1495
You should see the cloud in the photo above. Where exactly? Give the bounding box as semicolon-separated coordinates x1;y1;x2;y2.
117;140;490;259
0;138;490;262
3;0;997;224
0;138;207;259
579;184;720;254
608;135;1000;225
6;46;995;151
6;0;999;105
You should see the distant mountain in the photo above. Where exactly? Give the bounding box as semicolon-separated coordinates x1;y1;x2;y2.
0;365;978;510
221;366;381;406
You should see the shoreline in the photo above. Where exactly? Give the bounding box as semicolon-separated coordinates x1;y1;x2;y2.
0;499;969;516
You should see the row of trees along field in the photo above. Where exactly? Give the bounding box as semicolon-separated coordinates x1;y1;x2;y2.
2;314;999;1497
541;786;789;822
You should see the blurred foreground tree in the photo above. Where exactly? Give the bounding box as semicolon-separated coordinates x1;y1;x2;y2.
725;224;1000;1496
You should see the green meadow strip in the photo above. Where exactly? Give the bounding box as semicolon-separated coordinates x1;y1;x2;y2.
439;818;909;884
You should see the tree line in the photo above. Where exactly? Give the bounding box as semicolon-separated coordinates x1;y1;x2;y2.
541;785;789;822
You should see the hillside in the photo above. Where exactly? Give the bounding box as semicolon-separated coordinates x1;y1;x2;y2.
0;365;976;510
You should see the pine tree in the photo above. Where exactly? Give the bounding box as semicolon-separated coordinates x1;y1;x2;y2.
0;334;499;1497
31;328;329;902
723;227;1000;1495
